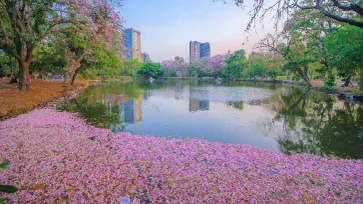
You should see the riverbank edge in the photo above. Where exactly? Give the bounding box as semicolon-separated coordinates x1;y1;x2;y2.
0;76;137;121
161;77;363;100
0;81;87;121
230;78;363;100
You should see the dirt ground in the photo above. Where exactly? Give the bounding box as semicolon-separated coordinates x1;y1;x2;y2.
0;79;82;119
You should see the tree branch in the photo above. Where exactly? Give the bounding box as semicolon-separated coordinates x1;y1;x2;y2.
317;6;363;28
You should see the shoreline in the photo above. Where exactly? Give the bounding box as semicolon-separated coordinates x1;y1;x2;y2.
0;108;362;203
1;77;361;121
0;76;135;121
231;78;363;100
0;80;88;121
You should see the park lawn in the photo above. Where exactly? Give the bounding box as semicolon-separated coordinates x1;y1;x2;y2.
0;79;83;119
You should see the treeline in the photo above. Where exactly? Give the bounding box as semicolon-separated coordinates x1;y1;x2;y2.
0;0;126;91
161;3;363;90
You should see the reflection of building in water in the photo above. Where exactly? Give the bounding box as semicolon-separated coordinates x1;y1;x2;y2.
189;98;210;112
124;94;143;123
106;94;127;104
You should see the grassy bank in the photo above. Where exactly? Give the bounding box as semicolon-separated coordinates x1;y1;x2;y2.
232;78;363;97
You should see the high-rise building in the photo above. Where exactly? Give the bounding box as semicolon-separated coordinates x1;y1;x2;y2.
189;41;201;63
189;41;211;63
124;28;142;62
200;43;211;58
142;52;151;63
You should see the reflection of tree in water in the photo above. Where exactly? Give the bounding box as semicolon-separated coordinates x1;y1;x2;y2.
62;95;124;131
58;82;143;132
227;101;244;111
272;87;363;159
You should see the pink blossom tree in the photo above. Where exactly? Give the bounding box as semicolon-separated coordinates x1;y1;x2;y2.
208;54;227;76
62;0;123;91
161;57;188;77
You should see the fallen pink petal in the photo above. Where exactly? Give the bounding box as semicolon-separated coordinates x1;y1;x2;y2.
0;109;362;203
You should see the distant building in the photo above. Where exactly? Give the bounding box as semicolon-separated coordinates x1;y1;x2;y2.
142;52;152;63
200;43;211;58
189;41;201;63
189;41;211;63
124;28;142;62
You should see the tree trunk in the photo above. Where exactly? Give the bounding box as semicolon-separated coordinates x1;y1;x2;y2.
344;75;351;87
71;72;77;85
18;60;31;91
63;69;76;92
63;56;85;92
302;74;312;87
294;66;311;87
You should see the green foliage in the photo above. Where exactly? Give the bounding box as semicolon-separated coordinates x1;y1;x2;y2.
31;42;67;75
186;61;209;78
0;185;18;194
266;70;278;79
359;72;363;90
123;59;143;77
138;62;161;78
0;161;9;169
324;74;336;88
319;86;334;93
324;26;363;75
80;43;123;79
223;49;247;80
245;52;267;79
0;162;18;195
291;74;301;81
313;74;323;80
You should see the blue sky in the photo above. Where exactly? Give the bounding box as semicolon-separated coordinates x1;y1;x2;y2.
122;0;274;62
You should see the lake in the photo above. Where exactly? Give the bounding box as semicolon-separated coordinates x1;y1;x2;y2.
58;80;363;159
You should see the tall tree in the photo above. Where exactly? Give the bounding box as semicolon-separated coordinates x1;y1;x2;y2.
323;26;363;87
257;33;313;87
0;0;77;90
138;62;161;79
223;49;247;80
123;59;143;78
0;0;123;91
208;54;227;77
161;57;188;77
245;52;267;80
62;0;123;92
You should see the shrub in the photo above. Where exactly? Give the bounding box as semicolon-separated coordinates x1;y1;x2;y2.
324;74;336;88
320;86;334;93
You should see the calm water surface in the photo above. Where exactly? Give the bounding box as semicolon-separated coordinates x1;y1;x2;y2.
59;80;363;159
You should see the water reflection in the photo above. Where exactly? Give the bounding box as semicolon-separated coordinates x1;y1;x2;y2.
58;80;363;159
189;98;210;112
272;89;363;159
123;94;143;123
